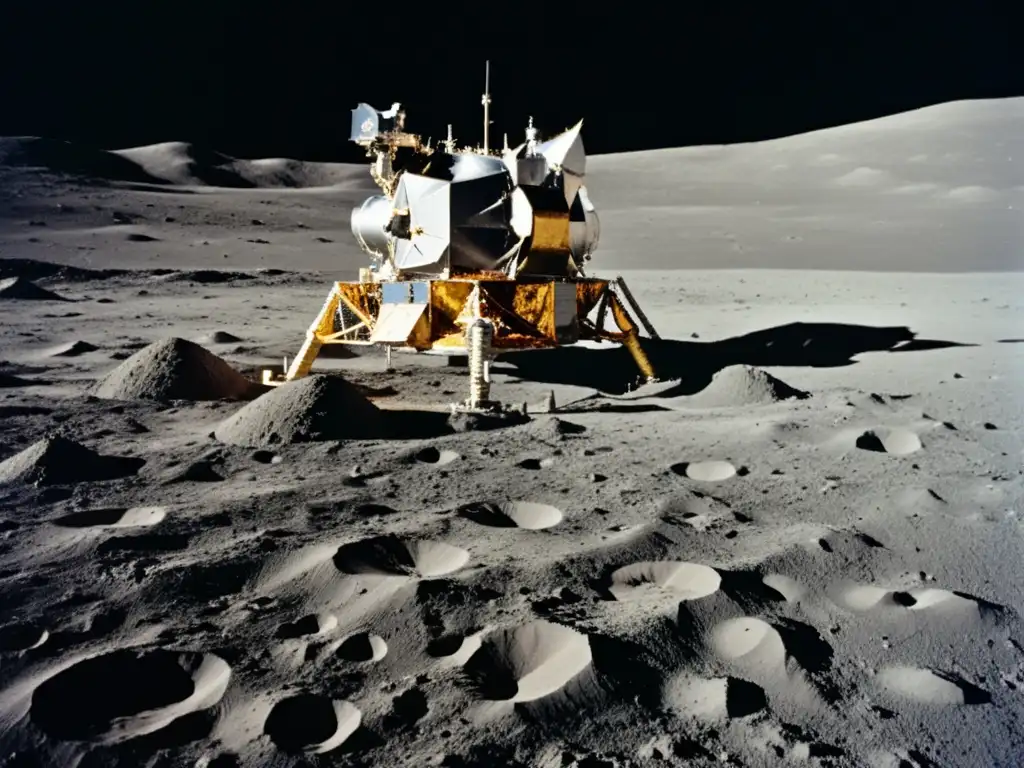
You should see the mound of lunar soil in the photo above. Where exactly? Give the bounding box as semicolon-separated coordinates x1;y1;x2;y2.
0;436;144;486
684;365;809;407
93;337;254;402
214;374;386;447
0;276;67;301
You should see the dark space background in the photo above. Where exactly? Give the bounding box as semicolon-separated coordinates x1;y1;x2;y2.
0;1;1017;161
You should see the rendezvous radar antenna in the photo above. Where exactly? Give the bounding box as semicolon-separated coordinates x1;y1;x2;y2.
262;62;661;412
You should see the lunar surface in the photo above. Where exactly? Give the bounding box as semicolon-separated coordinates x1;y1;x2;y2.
0;97;1022;767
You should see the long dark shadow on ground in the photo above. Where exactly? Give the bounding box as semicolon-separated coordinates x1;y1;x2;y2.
496;322;974;395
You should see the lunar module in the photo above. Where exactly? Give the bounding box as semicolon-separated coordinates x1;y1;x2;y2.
263;64;660;410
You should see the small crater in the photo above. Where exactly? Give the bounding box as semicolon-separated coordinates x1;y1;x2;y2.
855;428;921;455
53;506;167;529
263;695;361;754
459;501;563;530
670;461;737;482
414;447;460;466
276;613;337;640
337;632;387;663
609;562;721;601
876;667;991;706
463;621;592;702
385;688;428;729
251;450;280;465
332;536;468;577
0;624;48;652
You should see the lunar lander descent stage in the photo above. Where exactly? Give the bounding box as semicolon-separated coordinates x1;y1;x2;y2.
263;64;660;410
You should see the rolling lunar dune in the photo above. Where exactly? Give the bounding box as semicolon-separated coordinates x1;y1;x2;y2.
0;96;1022;767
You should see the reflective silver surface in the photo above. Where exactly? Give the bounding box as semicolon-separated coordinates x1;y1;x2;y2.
348;104;601;279
349;195;393;257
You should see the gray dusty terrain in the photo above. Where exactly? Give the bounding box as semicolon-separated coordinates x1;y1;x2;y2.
0;98;1021;768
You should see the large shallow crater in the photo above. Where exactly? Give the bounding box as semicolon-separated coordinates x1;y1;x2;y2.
30;649;230;744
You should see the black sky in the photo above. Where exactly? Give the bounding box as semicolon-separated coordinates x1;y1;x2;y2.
0;1;1017;162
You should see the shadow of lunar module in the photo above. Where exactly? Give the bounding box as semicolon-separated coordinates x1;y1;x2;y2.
262;62;659;411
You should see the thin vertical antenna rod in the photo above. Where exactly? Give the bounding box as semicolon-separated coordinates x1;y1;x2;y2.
481;60;492;153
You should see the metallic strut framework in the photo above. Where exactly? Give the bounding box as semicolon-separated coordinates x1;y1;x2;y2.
263;276;658;390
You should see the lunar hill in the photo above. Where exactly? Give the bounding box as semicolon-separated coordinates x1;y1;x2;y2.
0;136;366;189
94;337;259;402
214;374;387;447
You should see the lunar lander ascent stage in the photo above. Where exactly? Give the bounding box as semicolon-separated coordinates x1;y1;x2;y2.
263;64;660;409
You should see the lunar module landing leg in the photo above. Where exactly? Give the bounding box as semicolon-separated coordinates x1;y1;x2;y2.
260;275;660;410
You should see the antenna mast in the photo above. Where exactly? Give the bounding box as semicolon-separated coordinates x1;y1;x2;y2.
481;60;492;153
